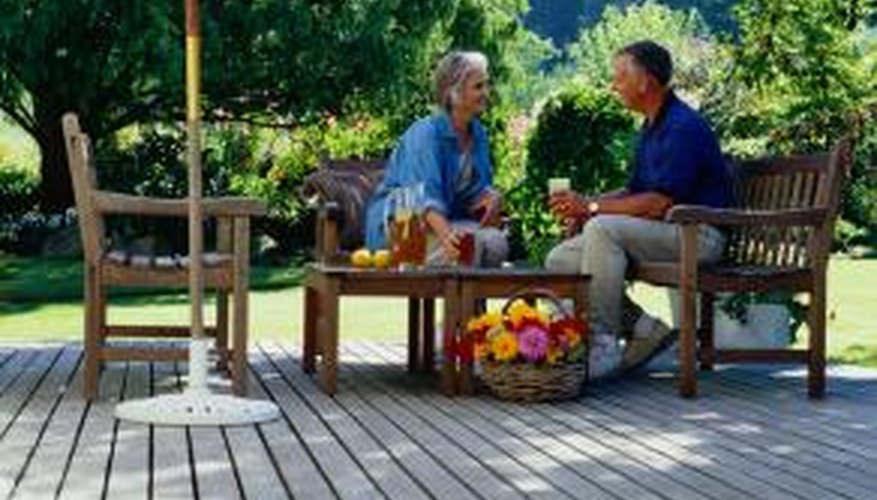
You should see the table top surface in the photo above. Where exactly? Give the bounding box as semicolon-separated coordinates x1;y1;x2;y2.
308;262;589;280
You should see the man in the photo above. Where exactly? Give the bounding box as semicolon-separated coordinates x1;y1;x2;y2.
546;40;731;373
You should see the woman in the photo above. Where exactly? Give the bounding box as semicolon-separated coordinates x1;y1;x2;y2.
364;50;508;267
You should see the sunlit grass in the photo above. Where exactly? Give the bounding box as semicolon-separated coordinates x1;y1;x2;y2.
1;255;875;367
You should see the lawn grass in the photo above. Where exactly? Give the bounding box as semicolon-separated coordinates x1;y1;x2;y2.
0;116;39;171
1;255;875;367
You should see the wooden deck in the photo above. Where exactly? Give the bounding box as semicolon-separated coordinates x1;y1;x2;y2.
1;342;876;499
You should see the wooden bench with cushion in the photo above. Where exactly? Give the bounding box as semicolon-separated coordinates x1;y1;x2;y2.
632;136;855;398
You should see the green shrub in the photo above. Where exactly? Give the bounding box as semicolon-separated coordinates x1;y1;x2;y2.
505;84;636;264
0;165;39;216
86;116;394;258
224;115;393;256
0;166;43;254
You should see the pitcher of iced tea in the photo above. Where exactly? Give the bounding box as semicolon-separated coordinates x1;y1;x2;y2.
384;183;427;269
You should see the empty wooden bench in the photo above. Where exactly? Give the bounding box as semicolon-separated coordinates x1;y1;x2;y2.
63;113;266;398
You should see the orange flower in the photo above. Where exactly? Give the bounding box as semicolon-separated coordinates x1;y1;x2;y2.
491;331;518;362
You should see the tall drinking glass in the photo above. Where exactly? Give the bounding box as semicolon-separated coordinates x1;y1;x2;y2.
385;183;427;269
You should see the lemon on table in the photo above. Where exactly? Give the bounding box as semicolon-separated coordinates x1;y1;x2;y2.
351;248;373;268
373;249;391;269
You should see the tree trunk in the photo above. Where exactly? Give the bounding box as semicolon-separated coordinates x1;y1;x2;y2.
37;112;74;212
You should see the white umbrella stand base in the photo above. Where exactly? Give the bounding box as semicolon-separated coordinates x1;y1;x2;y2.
114;339;280;426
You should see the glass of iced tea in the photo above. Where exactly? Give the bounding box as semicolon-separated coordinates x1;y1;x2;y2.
456;230;475;267
385;184;427;269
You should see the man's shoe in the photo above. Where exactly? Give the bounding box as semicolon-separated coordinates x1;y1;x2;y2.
621;314;678;373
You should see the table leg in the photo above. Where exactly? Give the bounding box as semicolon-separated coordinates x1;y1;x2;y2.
407;298;421;373
423;298;435;373
317;278;340;395
303;284;318;373
441;280;459;396
458;282;476;396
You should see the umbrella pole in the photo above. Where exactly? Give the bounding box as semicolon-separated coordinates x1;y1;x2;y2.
114;0;278;426
185;0;208;392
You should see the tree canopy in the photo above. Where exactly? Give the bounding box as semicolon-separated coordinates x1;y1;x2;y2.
0;0;458;210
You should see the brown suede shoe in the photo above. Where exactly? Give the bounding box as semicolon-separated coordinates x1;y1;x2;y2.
621;315;678;373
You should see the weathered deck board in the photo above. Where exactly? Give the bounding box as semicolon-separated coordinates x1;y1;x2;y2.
592;377;877;499
13;349;87;499
105;361;151;499
254;346;426;500
265;345;479;500
150;361;195;500
1;342;876;500
365;343;727;500
248;352;336;499
58;353;127;499
0;347;76;498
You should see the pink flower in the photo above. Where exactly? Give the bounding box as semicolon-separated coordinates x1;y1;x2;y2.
517;325;549;362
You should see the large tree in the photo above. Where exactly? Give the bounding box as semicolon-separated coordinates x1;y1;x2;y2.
0;0;455;211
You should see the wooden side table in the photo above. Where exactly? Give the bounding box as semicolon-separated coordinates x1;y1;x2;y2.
303;264;454;395
451;269;590;395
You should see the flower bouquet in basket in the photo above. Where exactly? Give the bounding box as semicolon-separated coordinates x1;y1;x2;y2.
466;289;589;402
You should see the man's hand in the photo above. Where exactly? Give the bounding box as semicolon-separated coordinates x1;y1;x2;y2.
549;190;588;222
471;190;502;227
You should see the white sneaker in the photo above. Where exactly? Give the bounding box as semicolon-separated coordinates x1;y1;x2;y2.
588;333;624;379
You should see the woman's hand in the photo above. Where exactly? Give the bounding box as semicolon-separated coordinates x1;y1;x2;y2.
424;210;460;263
437;228;461;263
471;190;502;227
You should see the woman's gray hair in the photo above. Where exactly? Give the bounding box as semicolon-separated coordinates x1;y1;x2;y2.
434;50;489;112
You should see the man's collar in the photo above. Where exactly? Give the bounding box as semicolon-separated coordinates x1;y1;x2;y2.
644;90;676;130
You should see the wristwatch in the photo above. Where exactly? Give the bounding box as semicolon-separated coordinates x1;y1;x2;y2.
587;201;600;216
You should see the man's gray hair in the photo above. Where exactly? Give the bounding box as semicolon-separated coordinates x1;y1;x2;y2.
616;40;673;87
434;50;489;111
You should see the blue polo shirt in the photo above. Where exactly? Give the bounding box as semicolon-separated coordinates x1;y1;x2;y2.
627;92;731;209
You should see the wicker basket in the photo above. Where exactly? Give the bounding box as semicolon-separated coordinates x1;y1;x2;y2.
477;288;588;402
481;361;586;402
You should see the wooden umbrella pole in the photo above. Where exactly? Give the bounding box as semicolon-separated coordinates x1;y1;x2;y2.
185;0;204;341
114;0;280;425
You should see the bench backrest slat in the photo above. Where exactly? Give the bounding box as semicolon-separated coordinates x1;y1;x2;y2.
726;138;853;269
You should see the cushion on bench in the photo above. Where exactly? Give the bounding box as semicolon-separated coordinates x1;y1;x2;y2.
301;159;386;250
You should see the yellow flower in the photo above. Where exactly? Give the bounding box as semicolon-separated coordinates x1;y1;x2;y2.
535;309;551;327
507;299;534;328
466;316;483;332
482;311;503;330
546;345;563;365
491;331;518;362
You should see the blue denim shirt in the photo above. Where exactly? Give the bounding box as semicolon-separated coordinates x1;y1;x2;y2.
627;92;732;209
365;112;493;250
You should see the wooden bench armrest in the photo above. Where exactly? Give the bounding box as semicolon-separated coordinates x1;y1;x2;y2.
312;200;341;220
92;191;267;217
312;201;342;261
667;205;827;227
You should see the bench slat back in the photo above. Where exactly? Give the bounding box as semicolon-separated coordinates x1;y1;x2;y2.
724;137;854;269
301;158;386;250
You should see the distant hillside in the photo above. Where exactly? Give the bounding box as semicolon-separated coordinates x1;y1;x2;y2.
524;0;738;47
